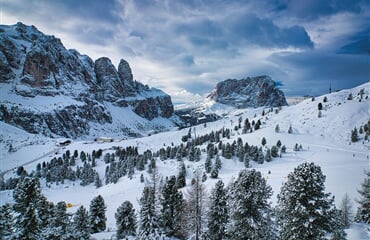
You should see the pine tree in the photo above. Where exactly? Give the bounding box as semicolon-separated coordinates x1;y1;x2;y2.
73;205;90;240
184;170;207;240
340;193;353;228
265;148;272;162
261;137;267;146
351;127;358;142
177;162;187;188
271;145;279;158
355;171;370;224
276;140;282;148
215;154;222;170
210;167;219;179
281;145;287;153
49;201;71;239
138;186;161;239
94;172;102;188
243;118;251;134
0;203;13;239
205;156;212;173
13;177;42;239
227;169;276;240
160;175;184;237
89;195;107;233
277;162;342;240
254;119;261;130
288;125;293;134
115;201;136;239
207;180;228;240
37;194;54;229
222;143;233;159
275;124;280;133
318;102;323;111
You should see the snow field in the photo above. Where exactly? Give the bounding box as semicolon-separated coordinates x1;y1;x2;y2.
0;82;369;239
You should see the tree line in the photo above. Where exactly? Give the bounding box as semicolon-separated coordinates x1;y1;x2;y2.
1;163;369;240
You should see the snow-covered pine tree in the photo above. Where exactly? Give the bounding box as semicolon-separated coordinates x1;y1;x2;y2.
227;169;276;240
138;169;163;239
177;162;186;188
340;193;353;228
0;203;13;239
275;124;280;133
277;162;344;240
115;201;136;239
261;137;267;146
89;195;107;233
351;127;359;142
47;201;71;239
184;170;208;240
13;177;42;239
138;186;161;239
254;119;261;130
243;118;251;133
205;155;212;173
222;143;233;159
215;154;222;170
318;102;323;111
271;145;279;158
355;171;370;224
207;180;228;240
236;138;244;162
160;175;184;238
73;205;90;240
37;194;54;229
276;140;282;148
265;148;272;162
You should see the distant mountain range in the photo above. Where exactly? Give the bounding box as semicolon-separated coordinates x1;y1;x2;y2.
0;22;287;138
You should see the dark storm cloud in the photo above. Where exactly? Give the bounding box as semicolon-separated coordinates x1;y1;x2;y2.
338;29;370;55
272;0;367;20
270;51;370;96
226;14;314;48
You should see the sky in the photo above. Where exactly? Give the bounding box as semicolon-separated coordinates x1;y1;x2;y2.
1;0;369;104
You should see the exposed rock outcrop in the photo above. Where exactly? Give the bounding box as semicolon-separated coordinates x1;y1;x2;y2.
207;76;288;108
0;22;175;138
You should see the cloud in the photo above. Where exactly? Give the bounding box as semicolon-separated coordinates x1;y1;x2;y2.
226;13;314;48
2;0;369;103
272;0;367;20
338;28;370;55
269;51;370;96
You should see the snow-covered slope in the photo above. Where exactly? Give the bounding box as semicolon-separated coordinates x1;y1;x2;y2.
1;83;369;239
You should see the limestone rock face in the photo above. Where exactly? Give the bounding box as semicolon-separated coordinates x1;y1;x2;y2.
207;76;288;108
0;22;175;138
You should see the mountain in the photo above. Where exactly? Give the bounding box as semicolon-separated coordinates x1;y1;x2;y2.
176;75;288;125
1;82;368;239
207;75;287;108
0;22;176;139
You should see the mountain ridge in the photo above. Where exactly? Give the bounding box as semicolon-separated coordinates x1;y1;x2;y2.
0;22;176;138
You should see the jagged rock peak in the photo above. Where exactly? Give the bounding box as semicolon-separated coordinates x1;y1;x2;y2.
208;75;288;108
0;22;176;138
118;59;133;83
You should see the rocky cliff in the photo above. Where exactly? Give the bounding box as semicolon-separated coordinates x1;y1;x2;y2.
207;76;288;108
176;76;287;126
0;22;175;138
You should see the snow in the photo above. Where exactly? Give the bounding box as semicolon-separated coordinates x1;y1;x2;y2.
1;83;85;113
1;82;369;239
